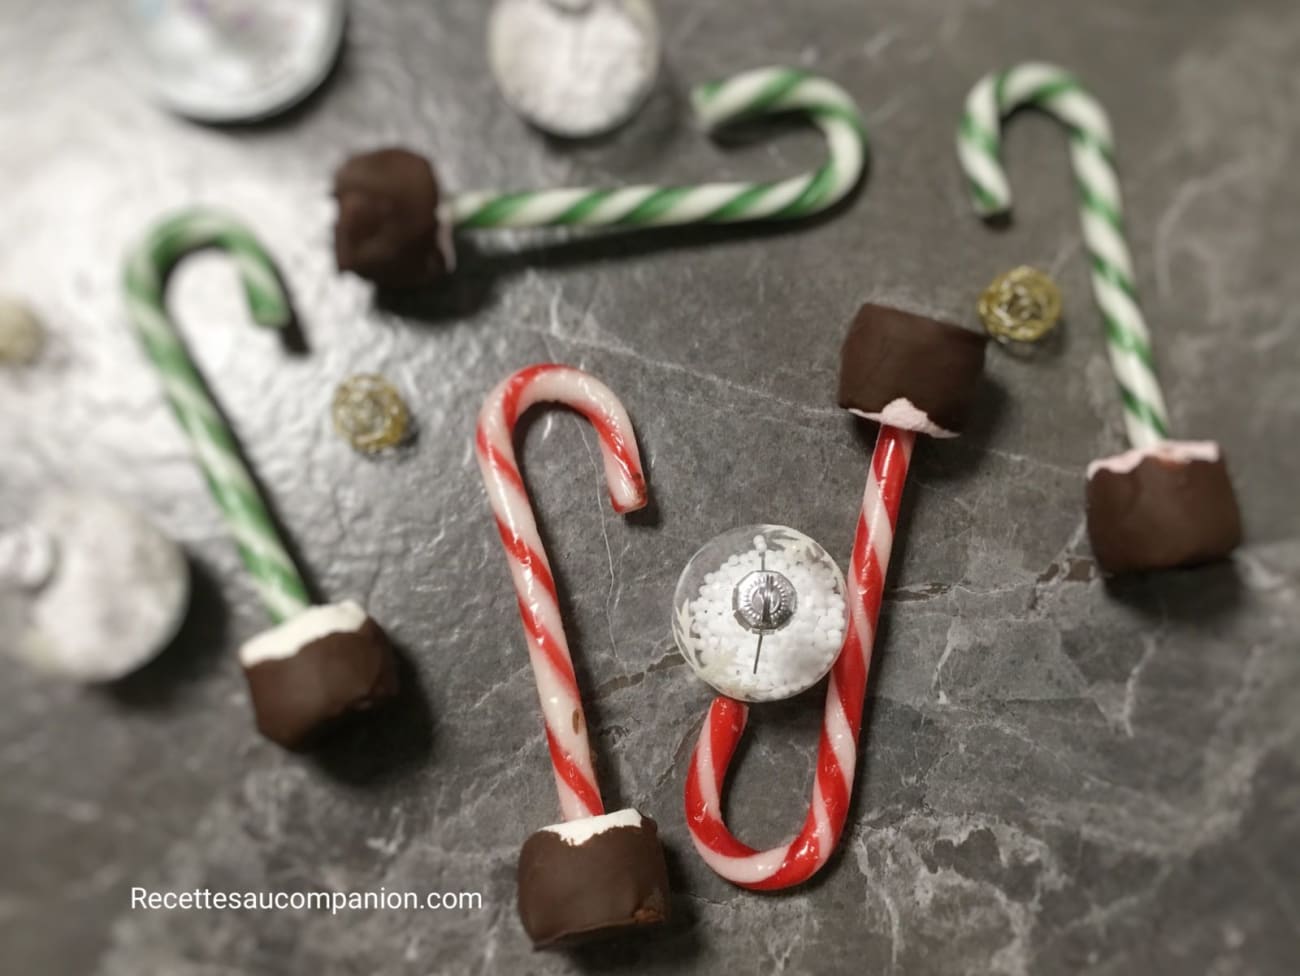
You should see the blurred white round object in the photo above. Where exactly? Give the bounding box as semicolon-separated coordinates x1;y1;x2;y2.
0;296;45;365
0;524;58;591
5;493;190;682
488;0;660;138
127;0;346;123
672;525;847;702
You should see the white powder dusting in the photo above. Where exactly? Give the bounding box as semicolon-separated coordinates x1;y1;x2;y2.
849;398;957;438
539;808;643;844
488;0;660;138
239;600;367;667
1086;440;1221;479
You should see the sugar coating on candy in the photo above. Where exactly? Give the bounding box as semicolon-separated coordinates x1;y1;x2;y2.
539;808;643;846
1087;440;1220;479
674;527;846;702
848;398;956;438
239;600;367;667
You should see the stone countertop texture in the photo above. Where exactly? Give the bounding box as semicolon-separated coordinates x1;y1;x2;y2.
2;0;1298;973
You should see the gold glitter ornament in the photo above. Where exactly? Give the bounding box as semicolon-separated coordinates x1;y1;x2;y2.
332;374;411;453
978;266;1062;343
0;296;45;364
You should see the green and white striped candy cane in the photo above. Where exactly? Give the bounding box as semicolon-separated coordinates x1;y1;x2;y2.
957;62;1169;449
449;66;867;230
123;209;311;624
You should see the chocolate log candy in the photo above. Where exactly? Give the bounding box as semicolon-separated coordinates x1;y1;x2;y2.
1085;441;1243;574
240;600;399;749
517;809;670;948
837;303;989;436
333;148;454;288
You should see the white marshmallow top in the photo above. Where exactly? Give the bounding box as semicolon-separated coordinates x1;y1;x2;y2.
538;808;644;845
1087;440;1221;480
239;599;367;668
849;397;957;438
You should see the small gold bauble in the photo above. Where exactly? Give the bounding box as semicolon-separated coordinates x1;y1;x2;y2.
978;266;1063;343
0;296;45;365
332;374;410;453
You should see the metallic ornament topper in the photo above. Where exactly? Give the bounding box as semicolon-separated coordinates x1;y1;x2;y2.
733;568;797;634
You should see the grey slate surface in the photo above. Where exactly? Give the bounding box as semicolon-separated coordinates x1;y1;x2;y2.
2;0;1298;973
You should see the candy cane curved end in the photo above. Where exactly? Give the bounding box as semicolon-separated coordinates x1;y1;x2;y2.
957;65;1170;449
123;211;406;749
958;63;1112;220
685;427;914;890
449;67;868;230
122;211;310;623
689;67;869;219
126;208;293;331
475;363;648;822
478;364;648;516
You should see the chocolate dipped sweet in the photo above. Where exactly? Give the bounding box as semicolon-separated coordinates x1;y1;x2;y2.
517;809;670;948
838;303;988;435
333;148;454;288
240;600;399;749
1086;441;1242;574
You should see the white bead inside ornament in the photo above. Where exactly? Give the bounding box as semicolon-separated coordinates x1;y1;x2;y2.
672;525;846;702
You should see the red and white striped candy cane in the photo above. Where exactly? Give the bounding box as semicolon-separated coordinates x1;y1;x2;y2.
476;364;648;822
685;425;914;889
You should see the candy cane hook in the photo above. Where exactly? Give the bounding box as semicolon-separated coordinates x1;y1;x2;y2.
476;365;672;947
475;364;647;820
124;209;400;748
686;426;913;889
333;67;868;287
686;305;988;889
124;209;310;622
957;64;1242;573
957;62;1166;449
452;66;867;229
